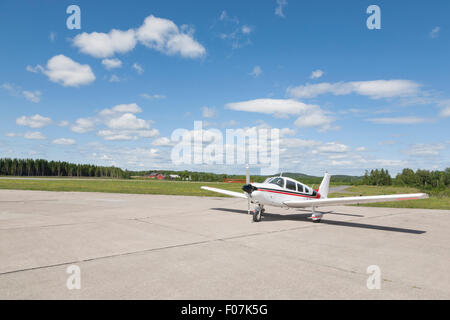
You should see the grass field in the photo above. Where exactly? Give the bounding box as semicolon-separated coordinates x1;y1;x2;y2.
0;178;244;197
0;178;448;209
329;185;450;210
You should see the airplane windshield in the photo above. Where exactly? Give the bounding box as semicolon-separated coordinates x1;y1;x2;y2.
269;177;284;188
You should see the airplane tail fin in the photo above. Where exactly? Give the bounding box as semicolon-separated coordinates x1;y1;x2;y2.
318;172;331;199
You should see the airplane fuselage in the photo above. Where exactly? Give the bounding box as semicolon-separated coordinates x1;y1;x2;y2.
247;177;322;208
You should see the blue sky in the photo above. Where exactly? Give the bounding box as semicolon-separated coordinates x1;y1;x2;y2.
1;0;449;175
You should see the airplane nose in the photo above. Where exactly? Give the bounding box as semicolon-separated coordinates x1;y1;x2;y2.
242;184;257;194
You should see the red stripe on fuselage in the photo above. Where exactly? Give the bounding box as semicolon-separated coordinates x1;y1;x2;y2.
258;188;320;199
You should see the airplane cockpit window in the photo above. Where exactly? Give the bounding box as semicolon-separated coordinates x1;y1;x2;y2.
286;180;296;191
297;183;304;193
264;177;274;183
269;177;284;188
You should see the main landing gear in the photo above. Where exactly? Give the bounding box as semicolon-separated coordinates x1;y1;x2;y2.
311;206;323;223
252;205;265;222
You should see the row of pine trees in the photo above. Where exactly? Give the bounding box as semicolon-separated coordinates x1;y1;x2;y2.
0;158;128;178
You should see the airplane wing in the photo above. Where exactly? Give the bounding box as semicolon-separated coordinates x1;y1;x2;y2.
201;186;248;199
284;193;428;208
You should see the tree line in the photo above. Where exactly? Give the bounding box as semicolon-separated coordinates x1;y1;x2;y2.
361;168;450;190
0;158;129;179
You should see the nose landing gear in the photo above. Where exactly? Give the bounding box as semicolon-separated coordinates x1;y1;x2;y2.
252;205;265;222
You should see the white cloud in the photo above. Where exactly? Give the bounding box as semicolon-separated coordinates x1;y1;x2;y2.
49;32;56;42
99;103;142;117
73;29;137;58
250;65;262;77
52;138;76;145
226;98;316;116
404;143;445;156
316;142;349;153
24;132;46;140
275;0;288;18
22;90;41;103
367;117;426;124
310;69;324;79
151;137;172;146
430;26;440;38
101;58;122;70
287;80;420;99
106;113;149;130
356;147;367;152
226;98;334;131
16;114;52;128
137;129;159;138
440;107;450;117
133;63;144;74
109;75;120;82
281;138;320;148
29;55;95;87
71;118;95;133
202;106;217;118
58;121;69;127
241;25;252;34
141;93;166;100
2;83;42;103
136;15;205;58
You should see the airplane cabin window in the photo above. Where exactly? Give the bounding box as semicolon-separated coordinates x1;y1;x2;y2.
286;180;296;191
304;186;311;194
297;184;304;193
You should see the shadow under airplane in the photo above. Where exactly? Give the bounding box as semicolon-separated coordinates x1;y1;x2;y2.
210;208;426;235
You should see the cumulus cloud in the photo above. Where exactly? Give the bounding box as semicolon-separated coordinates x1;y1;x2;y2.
316;142;349;153
73;15;205;59
106;113;150;130
101;58;122;70
71;118;96;133
137;15;206;58
287;80;420;99
16;114;52;128
99;103;142;116
28;55;95;87
52;138;76;145
73;29;137;58
151;137;172;146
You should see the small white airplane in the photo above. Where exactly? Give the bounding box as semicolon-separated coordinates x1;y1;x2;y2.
201;165;429;223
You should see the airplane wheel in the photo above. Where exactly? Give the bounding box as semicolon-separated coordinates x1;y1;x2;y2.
253;209;262;222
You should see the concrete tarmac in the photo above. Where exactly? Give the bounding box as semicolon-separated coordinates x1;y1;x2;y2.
0;189;449;299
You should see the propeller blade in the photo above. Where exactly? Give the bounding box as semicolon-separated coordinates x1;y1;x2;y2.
246;164;250;214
